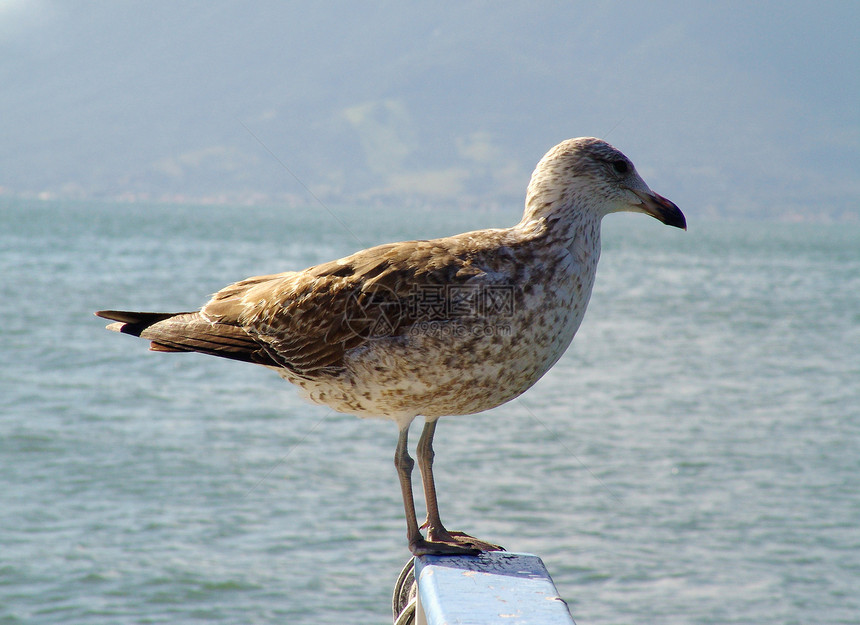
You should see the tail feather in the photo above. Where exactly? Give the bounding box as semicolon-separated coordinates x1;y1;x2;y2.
94;309;279;366
96;310;181;336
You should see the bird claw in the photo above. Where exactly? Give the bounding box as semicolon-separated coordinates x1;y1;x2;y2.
409;528;504;555
409;537;482;556
439;532;505;553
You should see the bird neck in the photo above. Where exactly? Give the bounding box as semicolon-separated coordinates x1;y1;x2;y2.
516;199;603;252
566;214;602;271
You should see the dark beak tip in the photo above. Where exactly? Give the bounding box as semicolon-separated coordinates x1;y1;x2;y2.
634;189;686;231
670;212;687;231
655;194;686;231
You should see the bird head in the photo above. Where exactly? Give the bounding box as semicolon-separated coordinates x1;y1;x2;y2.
523;137;686;231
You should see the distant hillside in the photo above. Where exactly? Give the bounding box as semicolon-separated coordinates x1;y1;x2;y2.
1;1;857;221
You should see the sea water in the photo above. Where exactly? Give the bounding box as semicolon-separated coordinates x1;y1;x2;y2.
1;198;858;624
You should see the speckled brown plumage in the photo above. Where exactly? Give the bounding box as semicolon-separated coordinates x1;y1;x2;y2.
97;137;686;555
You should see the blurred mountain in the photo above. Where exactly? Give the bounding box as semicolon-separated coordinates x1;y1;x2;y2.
1;1;857;221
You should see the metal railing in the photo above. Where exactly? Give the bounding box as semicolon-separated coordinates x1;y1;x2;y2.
393;552;575;624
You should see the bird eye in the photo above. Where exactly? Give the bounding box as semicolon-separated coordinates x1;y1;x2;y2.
611;160;629;175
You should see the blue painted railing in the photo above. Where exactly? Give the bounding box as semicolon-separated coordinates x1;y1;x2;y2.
393;552;575;624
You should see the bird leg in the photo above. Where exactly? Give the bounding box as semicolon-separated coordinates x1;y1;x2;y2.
415;419;504;553
395;424;486;556
394;425;424;550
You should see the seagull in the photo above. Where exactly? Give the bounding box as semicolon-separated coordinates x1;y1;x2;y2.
96;137;686;555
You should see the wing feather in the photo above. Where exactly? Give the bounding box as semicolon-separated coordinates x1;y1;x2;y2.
99;230;520;377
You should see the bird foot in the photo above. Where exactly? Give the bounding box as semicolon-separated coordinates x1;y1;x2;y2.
409;537;482;556
433;529;505;553
408;528;504;556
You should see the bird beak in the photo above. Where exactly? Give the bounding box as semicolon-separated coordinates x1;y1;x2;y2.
632;189;687;230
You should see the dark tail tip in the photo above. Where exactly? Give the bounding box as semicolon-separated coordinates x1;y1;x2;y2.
95;310;179;337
